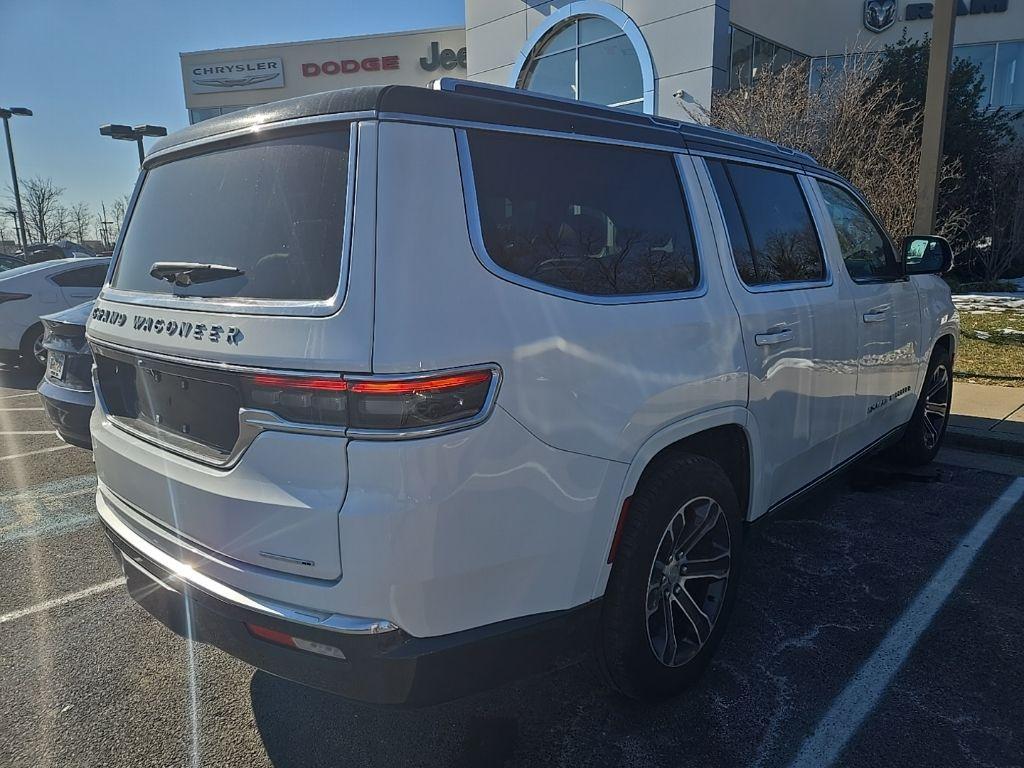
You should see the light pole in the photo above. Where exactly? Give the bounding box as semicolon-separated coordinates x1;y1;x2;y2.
0;106;32;251
99;123;167;166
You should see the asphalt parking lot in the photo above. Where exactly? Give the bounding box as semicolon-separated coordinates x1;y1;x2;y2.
1;363;1022;768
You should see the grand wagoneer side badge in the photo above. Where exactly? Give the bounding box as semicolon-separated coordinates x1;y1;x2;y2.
91;306;243;346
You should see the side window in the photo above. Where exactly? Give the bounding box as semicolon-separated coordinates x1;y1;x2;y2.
706;159;826;287
466;130;699;297
52;264;107;288
818;181;901;281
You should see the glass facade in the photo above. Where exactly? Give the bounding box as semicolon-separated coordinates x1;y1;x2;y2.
810;40;1024;109
521;16;644;111
729;26;807;89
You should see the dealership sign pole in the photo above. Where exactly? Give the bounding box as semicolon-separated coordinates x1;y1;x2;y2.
914;0;958;233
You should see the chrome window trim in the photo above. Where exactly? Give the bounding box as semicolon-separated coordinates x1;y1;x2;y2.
387;110;812;169
104;120;360;318
696;156;834;295
91;340;503;467
454;128;708;306
382;111;688;155
693;148;807;174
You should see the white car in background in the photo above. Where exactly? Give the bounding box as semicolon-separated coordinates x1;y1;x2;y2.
0;257;110;373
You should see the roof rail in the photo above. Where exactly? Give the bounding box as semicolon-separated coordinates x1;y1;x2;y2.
432;77;664;126
433;77;817;165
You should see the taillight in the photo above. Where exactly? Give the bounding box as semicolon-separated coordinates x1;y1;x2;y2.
240;367;498;436
244;374;350;426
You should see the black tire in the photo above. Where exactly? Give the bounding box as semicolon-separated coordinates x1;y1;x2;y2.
597;452;743;701
889;346;953;467
19;323;46;375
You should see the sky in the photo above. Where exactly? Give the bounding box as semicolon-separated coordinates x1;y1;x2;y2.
1;0;464;243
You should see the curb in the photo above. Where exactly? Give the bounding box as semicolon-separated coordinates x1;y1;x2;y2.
946;426;1024;456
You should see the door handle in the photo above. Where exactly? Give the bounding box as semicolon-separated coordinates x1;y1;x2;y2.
863;305;890;323
754;329;794;346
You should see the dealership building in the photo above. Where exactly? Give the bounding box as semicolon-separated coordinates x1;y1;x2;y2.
180;0;1022;124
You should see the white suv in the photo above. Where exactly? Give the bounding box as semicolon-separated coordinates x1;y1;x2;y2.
88;80;958;705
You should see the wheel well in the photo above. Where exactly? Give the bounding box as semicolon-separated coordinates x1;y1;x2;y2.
635;425;751;519
934;334;954;360
20;322;43;353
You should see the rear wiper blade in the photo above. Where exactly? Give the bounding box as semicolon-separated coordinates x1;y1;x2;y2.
149;262;244;287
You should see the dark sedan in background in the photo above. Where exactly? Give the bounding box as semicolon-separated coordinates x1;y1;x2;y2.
37;300;94;448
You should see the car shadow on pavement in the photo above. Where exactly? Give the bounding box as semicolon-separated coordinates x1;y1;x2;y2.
248;460;1012;768
0;362;42;391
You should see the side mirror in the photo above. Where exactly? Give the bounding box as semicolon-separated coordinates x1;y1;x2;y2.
903;235;953;275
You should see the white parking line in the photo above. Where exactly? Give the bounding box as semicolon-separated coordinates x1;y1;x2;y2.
0;392;37;400
0;473;98;544
0;430;57;435
0;445;73;463
0;577;125;625
788;476;1024;768
0;407;44;411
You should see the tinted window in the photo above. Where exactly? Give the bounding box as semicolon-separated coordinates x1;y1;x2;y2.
707;160;825;286
468;131;699;297
111;129;350;301
818;182;900;281
52;264;108;288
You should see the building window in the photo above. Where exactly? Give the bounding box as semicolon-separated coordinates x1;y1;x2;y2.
808;52;878;90
810;40;1023;109
520;16;644;112
729;26;806;89
992;40;1023;108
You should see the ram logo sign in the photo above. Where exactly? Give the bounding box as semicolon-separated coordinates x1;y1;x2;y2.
864;0;898;32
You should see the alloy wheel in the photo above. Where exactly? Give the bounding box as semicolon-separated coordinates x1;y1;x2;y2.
646;496;731;668
32;334;47;366
922;364;951;450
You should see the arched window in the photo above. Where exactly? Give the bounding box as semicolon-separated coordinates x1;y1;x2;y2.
518;16;645;112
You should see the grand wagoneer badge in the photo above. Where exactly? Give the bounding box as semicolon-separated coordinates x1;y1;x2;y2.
91;306;243;346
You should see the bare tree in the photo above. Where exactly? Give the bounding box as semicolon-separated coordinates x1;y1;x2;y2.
49;204;71;241
19;176;66;244
971;144;1024;282
683;55;965;244
111;194;130;235
69;202;92;244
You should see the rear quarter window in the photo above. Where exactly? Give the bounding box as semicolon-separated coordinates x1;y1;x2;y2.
111;129;350;302
52;264;108;288
466;130;699;298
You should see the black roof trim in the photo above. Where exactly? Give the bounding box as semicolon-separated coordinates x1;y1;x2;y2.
149;79;819;170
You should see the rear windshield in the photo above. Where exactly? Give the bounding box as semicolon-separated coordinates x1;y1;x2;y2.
111;129;350;301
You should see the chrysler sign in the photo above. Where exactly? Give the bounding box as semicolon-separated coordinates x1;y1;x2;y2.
189;58;285;94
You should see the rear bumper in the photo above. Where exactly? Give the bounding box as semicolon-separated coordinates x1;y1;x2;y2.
102;513;600;706
37;378;93;449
